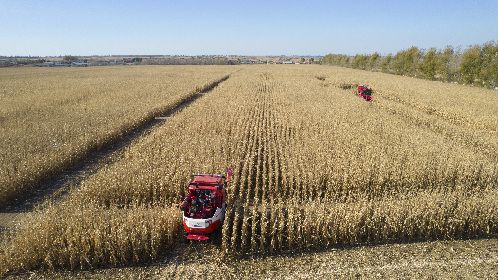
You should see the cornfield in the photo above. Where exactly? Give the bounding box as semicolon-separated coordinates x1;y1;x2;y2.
1;65;497;275
0;66;231;205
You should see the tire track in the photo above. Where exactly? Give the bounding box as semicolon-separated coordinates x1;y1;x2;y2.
377;93;497;133
372;92;498;162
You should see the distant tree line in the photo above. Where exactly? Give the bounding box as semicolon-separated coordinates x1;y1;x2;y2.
322;41;498;89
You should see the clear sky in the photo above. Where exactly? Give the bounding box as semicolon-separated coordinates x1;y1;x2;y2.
1;0;497;57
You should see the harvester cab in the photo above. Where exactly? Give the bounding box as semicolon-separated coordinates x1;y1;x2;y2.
357;85;373;101
180;172;229;242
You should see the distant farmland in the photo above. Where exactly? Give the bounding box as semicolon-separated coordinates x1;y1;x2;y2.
0;65;497;276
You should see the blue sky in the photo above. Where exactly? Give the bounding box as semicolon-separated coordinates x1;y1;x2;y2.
1;0;496;56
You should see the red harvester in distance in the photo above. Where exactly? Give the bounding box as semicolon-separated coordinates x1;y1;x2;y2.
357;85;373;101
179;172;229;242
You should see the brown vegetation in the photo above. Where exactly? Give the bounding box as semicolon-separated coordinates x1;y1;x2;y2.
1;65;497;276
0;66;232;206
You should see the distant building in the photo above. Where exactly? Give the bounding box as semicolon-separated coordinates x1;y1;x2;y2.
36;62;54;67
54;62;71;67
70;62;88;67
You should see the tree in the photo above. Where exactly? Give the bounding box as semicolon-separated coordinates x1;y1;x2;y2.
368;52;380;71
436;45;454;82
381;54;392;73
339;55;350;67
392;50;407;75
321;42;494;88
405;46;421;77
460;45;482;85
351;54;369;70
392;47;421;77
321;54;350;67
419;48;437;80
479;41;498;88
63;55;78;63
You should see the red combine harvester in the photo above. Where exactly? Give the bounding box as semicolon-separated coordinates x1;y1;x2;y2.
357;85;373;101
180;170;231;242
